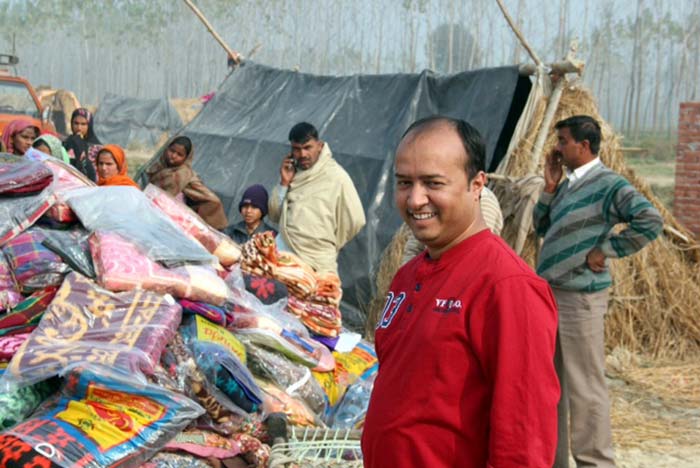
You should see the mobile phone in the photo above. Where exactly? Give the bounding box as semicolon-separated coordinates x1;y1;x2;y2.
286;155;298;171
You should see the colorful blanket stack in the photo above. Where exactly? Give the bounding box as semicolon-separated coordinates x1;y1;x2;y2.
240;232;343;337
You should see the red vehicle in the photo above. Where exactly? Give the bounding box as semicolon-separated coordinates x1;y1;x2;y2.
0;54;56;141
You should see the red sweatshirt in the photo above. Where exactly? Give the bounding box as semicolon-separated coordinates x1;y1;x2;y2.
362;230;559;468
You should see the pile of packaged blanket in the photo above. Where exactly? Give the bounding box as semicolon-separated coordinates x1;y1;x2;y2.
0;152;376;468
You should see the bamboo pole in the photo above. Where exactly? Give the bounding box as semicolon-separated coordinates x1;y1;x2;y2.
495;0;543;66
528;76;566;175
182;0;241;64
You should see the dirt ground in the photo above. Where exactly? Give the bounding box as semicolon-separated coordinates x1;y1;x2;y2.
607;348;700;467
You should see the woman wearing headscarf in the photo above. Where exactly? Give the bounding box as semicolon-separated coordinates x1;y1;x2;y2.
95;144;139;188
1;119;39;155
62;108;100;182
146;135;227;229
32;134;71;164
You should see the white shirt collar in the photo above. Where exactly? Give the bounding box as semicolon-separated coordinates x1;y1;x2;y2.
566;157;601;185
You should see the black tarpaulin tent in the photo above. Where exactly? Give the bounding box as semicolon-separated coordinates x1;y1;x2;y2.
139;61;531;330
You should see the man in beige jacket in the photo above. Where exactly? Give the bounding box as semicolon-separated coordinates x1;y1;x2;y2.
268;122;366;275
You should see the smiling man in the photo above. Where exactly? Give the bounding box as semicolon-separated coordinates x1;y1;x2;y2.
362;116;560;468
268;122;365;275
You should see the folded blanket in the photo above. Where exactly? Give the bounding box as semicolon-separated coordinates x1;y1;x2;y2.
2;228;70;293
90;230;230;306
0;154;53;195
0;255;21;311
0;272;182;390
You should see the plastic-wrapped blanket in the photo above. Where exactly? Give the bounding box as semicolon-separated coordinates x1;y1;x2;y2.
66;186;215;266
181;316;262;413
312;340;378;419
0;184;56;247
247;342;326;414
27;153;95;223
2;364;203;468
0;378;59;430
2;228;70;293
257;379;319;427
0;272;181;390
230;307;335;372
40;227;95;278
0;154;53;195
90;231;229;306
287;295;342;338
144;184;241;267
0;286;57;338
0;255;21;311
161;333;265;439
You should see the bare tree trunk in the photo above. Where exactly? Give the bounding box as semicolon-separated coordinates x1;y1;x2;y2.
632;0;645;139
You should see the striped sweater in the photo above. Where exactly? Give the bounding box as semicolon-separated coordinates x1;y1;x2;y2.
534;163;662;292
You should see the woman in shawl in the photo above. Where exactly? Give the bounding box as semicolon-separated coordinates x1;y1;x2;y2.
32;134;71;164
1;119;39;155
96;144;139;188
146;135;227;229
62;108;100;182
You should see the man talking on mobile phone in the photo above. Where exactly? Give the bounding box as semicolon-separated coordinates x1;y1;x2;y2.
268;122;365;276
534;115;663;468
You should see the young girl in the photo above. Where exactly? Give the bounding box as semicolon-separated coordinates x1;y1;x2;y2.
32;134;71;163
96;144;139;188
146;136;227;229
1;119;39;155
63;108;100;181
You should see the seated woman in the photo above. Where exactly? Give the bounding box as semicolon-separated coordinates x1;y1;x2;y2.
1;119;39;155
146;136;227;229
225;184;277;244
32;134;71;163
63;108;100;181
96;144;139;188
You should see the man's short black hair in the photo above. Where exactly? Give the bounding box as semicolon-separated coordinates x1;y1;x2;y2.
289;122;319;144
554;115;602;155
402;115;486;181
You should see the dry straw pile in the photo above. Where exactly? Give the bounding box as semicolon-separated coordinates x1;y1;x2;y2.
367;80;700;360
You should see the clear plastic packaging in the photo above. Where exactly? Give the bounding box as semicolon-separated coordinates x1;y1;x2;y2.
330;370;377;428
0;272;182;391
145;184;241;267
90;230;230;306
0;254;22;311
229;303;335;372
0;153;53;195
180;316;263;413
257;379;323;427
39;226;96;278
1;228;70;293
312;340;378;419
5;363;203;468
246;342;327;415
66;186;215;265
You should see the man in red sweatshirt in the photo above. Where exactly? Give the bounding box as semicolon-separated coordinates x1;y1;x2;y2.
362;116;560;468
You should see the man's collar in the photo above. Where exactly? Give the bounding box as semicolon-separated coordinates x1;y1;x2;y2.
566;157;601;183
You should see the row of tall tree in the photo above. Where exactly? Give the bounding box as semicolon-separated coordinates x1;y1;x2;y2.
1;0;698;136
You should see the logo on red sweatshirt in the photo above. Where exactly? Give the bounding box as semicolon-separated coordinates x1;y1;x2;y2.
433;298;462;314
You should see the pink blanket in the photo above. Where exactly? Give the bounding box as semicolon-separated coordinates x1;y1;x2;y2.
90;231;230;306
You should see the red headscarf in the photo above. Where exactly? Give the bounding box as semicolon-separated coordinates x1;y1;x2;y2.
96;144;140;188
2;119;39;155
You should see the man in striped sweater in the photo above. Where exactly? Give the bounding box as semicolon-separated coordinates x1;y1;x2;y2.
534;115;663;468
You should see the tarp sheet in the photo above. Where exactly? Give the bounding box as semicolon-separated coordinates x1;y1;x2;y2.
139;61;531;330
94;93;183;148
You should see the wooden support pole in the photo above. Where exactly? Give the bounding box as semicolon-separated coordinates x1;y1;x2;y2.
519;60;585;77
528;76;566;175
495;0;543;67
183;0;241;64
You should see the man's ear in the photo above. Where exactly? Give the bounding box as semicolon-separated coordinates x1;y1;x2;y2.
469;171;486;200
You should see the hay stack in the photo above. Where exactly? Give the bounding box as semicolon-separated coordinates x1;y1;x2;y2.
498;81;700;359
367;79;700;360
